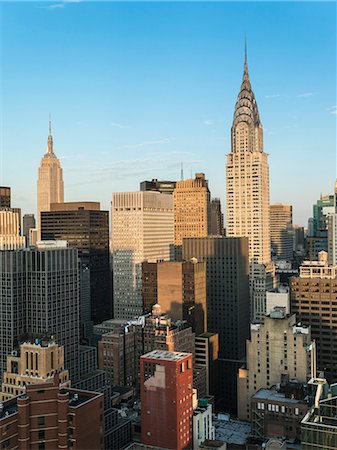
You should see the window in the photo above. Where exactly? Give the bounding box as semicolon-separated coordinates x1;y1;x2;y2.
38;430;45;440
38;416;45;426
38;443;45;450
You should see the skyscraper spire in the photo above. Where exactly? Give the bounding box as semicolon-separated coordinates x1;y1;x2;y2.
244;34;247;65
47;115;54;154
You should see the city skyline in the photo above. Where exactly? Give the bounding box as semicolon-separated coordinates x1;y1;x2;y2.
1;1;336;226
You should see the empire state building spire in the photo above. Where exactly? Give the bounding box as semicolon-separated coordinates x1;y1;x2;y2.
37;118;64;237
47;116;54;154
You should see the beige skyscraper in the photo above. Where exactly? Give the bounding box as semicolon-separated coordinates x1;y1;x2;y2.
0;209;25;250
173;173;210;252
0;340;70;401
226;48;274;321
37;121;64;235
111;191;174;319
237;309;311;421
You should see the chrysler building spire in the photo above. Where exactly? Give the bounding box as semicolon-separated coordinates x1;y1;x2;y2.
226;46;274;321
231;43;262;154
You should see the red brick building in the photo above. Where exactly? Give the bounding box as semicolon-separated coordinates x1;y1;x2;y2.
141;350;193;450
0;375;104;450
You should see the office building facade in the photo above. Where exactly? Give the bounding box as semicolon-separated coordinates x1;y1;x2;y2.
41;201;111;324
237;310;310;421
173;173;210;250
111;191;174;319
270;204;293;261
142;260;207;335
290;251;337;380
0;242;80;381
183;236;250;411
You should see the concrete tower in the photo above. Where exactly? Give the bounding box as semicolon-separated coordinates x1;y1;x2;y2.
37;120;64;235
226;45;274;321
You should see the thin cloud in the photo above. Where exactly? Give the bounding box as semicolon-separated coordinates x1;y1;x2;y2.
118;137;173;149
203;119;213;126
66;152;202;188
44;0;82;10
328;106;337;115
265;94;282;99
297;92;317;98
110;122;129;129
48;3;65;9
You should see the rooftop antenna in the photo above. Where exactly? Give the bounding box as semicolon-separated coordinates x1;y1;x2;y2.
180;162;184;181
49;113;52;136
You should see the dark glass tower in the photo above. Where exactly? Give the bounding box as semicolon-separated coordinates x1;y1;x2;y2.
41;202;111;325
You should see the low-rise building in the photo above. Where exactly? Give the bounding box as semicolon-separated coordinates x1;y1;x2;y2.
0;375;103;450
251;381;308;441
193;398;215;450
301;380;337;449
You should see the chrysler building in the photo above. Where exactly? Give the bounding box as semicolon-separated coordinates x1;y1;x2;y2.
37;121;64;236
226;47;274;321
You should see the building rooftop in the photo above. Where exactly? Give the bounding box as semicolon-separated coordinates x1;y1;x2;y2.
0;400;18;420
213;415;251;445
36;240;68;249
141;350;191;362
253;388;305;404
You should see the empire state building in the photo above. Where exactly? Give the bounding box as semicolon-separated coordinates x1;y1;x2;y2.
37;121;64;236
226;48;274;321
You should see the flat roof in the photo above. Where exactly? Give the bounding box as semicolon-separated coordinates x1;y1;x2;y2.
141;350;191;362
253;388;304;404
213;417;250;445
0;401;18;420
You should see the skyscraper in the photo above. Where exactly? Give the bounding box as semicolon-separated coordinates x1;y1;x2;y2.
327;213;337;265
111;191;174;319
37;121;64;235
0;209;25;250
307;193;335;260
270;204;293;261
142;259;207;335
183;236;250;412
237;309;310;420
0;340;70;401
41;201;111;325
209;197;225;236
22;213;36;246
140;178;176;194
140;350;193;450
173;173;210;255
225;47;274;321
0;242;80;381
290;251;337;381
0;187;11;208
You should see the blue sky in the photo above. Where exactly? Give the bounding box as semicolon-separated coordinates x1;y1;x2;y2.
1;1;336;226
